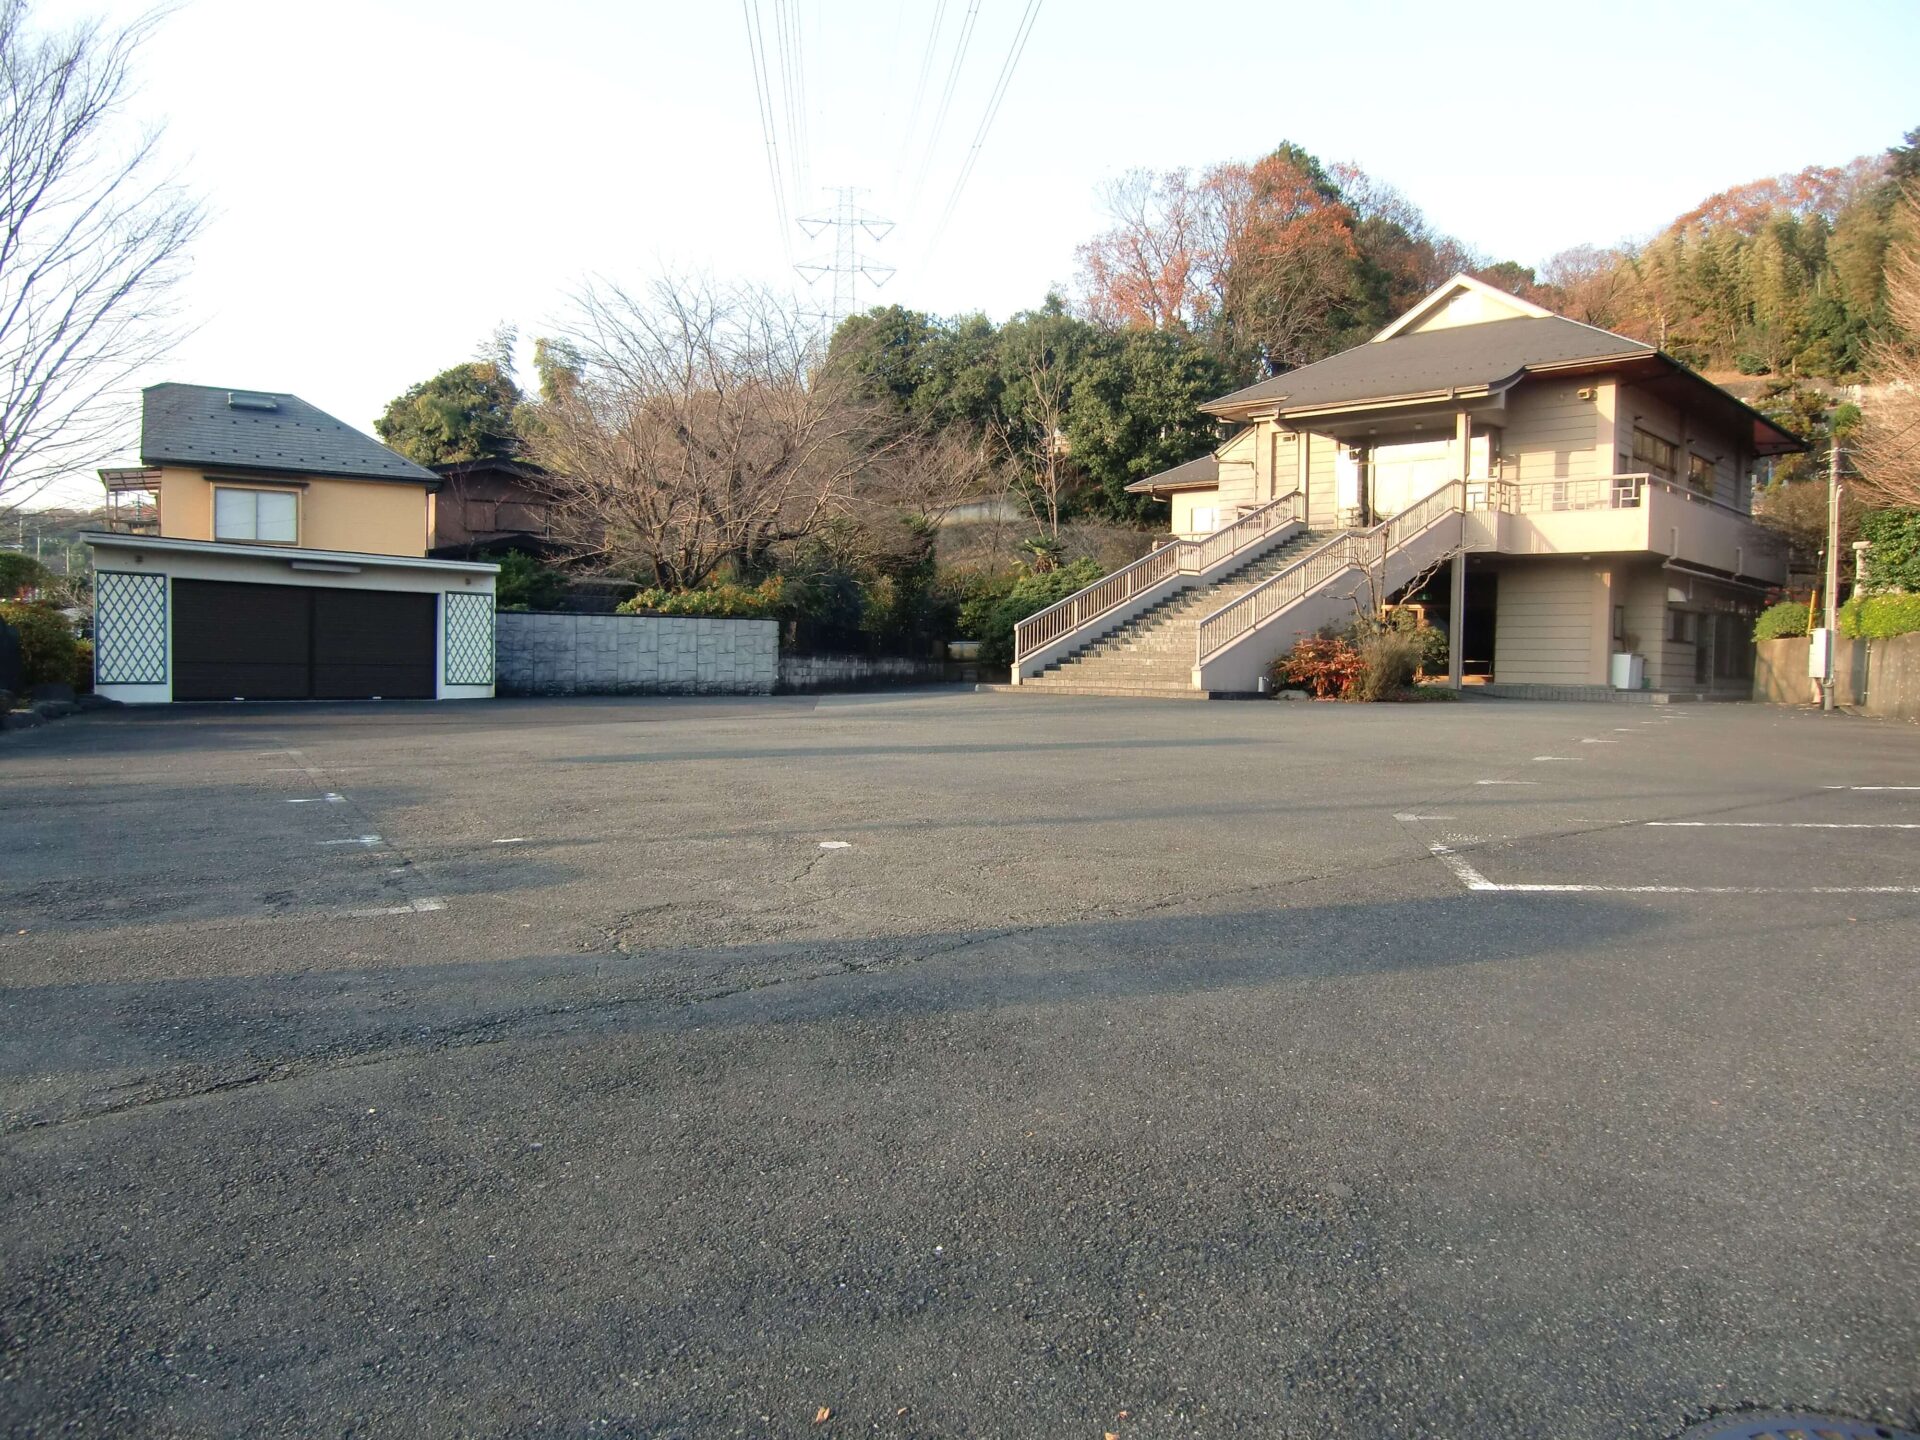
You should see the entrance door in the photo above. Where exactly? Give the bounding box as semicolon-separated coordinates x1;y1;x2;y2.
172;580;435;701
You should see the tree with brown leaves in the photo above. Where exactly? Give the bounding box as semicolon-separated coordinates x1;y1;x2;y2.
1855;188;1920;509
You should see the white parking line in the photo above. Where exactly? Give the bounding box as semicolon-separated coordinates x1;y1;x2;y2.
340;896;447;918
1426;842;1920;895
318;834;383;846
287;793;346;804
1822;785;1920;791
1475;779;1538;786
1646;821;1920;830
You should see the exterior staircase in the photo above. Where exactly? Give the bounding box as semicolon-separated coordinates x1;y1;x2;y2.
1004;482;1470;699
1020;531;1323;696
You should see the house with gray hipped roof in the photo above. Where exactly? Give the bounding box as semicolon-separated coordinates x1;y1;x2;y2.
85;383;497;704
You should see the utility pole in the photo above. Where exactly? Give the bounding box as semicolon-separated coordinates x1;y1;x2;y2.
1822;439;1842;713
794;187;895;333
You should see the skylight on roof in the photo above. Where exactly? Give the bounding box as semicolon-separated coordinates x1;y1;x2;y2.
227;392;279;411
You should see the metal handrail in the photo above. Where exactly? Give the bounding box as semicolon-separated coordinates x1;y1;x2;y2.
1012;491;1302;665
1194;482;1463;662
1472;472;1759;522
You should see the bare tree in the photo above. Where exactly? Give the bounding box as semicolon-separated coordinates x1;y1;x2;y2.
0;0;202;511
993;345;1076;547
1539;244;1632;329
1855;186;1920;509
526;276;889;588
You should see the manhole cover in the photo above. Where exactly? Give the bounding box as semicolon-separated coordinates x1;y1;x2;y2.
1681;1416;1918;1440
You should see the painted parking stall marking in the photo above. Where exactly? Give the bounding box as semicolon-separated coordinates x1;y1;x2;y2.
278;747;447;920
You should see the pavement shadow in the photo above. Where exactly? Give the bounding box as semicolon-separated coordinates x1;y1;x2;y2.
0;890;1653;1122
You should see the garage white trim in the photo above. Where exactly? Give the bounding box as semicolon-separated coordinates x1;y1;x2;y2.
84;532;498;704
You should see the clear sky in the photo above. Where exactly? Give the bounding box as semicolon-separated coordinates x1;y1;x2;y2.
29;0;1920;506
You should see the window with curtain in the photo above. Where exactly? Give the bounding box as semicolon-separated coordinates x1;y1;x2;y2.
213;487;298;543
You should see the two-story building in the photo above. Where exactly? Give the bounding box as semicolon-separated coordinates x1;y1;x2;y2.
85;383;498;703
1013;276;1801;699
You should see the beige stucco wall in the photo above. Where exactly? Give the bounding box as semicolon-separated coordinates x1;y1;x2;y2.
1500;380;1602;481
1493;560;1614;685
155;465;432;557
1615;381;1748;513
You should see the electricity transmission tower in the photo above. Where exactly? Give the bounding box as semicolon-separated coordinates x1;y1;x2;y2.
794;187;895;331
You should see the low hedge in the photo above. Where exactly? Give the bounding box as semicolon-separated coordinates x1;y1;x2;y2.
1839;593;1920;640
1752;599;1813;642
0;600;80;688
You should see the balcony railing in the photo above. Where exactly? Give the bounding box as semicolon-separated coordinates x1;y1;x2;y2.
1466;471;1785;578
1469;473;1758;520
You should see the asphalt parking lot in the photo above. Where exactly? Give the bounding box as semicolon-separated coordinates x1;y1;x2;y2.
2;690;1916;1439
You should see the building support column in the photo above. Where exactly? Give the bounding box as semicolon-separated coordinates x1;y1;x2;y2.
1448;551;1466;688
1450;408;1471;688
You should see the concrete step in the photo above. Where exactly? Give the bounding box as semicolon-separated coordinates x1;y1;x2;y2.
1029;530;1325;686
983;681;1214;700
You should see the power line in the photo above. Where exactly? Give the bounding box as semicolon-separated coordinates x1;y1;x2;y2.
906;0;980;218
772;0;810;206
926;0;1043;259
791;0;811;202
741;0;791;259
891;0;947;192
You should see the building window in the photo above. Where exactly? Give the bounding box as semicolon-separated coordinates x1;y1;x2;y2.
1633;427;1676;479
1668;609;1694;644
213;487;298;544
1613;605;1627;646
1688;453;1716;497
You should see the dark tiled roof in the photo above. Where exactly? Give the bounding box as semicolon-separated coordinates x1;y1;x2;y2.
1205;316;1654;414
1123;452;1220;494
141;383;439;484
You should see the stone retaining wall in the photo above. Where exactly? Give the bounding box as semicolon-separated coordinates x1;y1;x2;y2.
1754;632;1920;722
777;654;948;693
496;613;776;696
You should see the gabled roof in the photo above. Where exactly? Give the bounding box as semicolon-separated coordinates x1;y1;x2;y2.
1203;315;1654;418
1123;452;1220;495
140;383;439;486
1371;272;1553;341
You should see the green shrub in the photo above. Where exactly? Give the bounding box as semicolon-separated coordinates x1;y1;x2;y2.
0;552;52;600
975;557;1105;669
1753;598;1814;642
489;552;567;611
1839;593;1920;640
1352;629;1425;701
617;577;786;619
0;600;79;688
72;638;93;693
952;570;1022;642
1859;509;1920;593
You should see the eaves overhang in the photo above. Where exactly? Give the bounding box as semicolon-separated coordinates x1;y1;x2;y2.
81;531;499;575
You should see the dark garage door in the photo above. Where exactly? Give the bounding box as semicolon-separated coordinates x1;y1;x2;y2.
173;580;434;701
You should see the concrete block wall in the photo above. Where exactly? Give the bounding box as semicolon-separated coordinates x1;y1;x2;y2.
496;613;777;696
777;654;947;693
1754;632;1918;722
